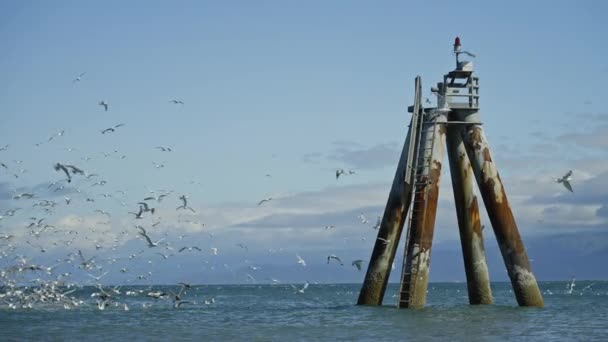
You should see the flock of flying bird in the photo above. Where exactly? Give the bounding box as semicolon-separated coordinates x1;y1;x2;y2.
0;71;579;311
0;71;390;311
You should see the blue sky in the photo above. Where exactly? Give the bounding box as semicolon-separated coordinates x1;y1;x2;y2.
1;1;607;289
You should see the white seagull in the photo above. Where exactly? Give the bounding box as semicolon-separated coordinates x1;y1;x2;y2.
296;254;306;267
137;226;164;248
179;246;202;252
567;276;576;294
73;72;86;83
555;170;574;192
377;237;391;245
291;282;309;294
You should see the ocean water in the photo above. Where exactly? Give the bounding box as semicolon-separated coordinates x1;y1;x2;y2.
1;281;606;341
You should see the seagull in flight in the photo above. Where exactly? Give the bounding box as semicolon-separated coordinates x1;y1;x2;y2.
72;72;86;83
48;130;65;142
377;237;391;245
176;195;196;212
88;271;109;282
156;252;172;259
555;170;574;192
13;192;35;200
94;209;111;217
296;254;306;267
137;202;156;215
258;197;273;206
352;259;365;271
129;206;144;219
78;250;96;270
98;100;109;111
567;276;576;294
170;99;184;105
372;216;381;230
101;124;125;134
179;246;202;252
53;163;84;183
137;226;164;248
144;193;169;202
327;254;344;266
336;169;347;179
291;282;309;294
155;146;172;152
358;213;368;224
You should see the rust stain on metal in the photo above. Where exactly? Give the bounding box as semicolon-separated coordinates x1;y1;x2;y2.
446;125;493;305
400;121;446;308
462;125;543;307
468;197;482;235
420;167;441;249
358;119;414;306
358;191;409;304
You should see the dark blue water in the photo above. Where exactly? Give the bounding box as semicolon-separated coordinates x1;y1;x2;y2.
1;282;606;341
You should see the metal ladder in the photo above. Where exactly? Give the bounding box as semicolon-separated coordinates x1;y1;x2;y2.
398;115;438;307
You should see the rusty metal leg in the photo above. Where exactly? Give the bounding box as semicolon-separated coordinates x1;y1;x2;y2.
398;116;447;309
446;124;493;305
357;121;414;306
461;125;544;307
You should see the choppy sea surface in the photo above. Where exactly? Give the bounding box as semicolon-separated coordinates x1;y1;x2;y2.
1;281;606;341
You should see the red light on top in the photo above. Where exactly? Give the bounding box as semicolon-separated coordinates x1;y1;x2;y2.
454;37;461;47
